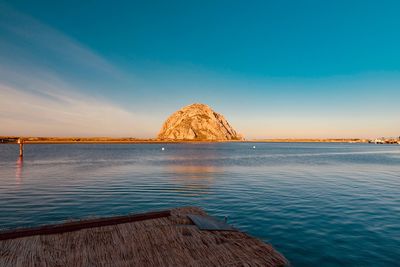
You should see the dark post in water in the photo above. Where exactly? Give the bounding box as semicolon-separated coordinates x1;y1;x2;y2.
18;138;24;158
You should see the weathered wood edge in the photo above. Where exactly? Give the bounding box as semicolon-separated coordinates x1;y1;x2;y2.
0;210;171;241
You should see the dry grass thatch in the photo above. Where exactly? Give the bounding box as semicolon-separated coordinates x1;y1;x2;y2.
0;207;288;267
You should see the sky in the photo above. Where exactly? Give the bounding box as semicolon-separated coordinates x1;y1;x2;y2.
0;0;399;139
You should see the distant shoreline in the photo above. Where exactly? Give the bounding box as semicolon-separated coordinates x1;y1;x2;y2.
0;136;374;144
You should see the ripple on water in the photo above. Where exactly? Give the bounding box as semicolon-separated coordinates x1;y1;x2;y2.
0;143;399;266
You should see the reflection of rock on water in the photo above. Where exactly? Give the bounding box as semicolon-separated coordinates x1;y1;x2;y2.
165;144;223;195
169;165;220;195
172;165;217;178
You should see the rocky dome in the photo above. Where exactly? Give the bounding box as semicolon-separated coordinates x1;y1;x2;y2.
158;103;244;141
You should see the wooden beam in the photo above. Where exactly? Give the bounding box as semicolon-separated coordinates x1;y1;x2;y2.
0;210;171;241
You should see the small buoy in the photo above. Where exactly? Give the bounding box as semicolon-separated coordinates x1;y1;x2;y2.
252;145;256;149
161;147;165;151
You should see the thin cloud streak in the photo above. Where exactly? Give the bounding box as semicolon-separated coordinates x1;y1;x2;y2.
0;83;149;137
0;4;121;79
0;4;151;137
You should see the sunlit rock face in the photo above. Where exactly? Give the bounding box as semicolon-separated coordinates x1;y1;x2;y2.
158;103;244;140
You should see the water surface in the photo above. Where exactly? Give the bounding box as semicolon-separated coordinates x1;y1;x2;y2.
0;143;399;266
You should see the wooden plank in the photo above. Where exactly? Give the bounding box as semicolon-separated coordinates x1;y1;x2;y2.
188;214;236;231
0;210;171;241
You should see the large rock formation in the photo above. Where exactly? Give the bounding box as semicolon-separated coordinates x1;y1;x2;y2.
158;103;244;141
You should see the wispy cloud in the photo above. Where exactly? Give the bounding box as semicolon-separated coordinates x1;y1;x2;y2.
0;4;150;137
0;4;120;78
0;83;142;137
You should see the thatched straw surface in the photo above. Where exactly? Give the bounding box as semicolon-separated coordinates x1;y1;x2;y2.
0;207;288;267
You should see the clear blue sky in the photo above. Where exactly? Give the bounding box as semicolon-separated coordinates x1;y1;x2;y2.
1;0;399;138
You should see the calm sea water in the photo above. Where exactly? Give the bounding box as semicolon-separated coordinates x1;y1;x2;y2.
0;143;399;266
